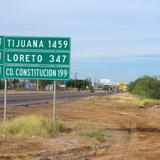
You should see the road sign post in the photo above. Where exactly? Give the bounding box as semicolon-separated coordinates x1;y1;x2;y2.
53;81;56;125
4;79;7;124
36;80;39;92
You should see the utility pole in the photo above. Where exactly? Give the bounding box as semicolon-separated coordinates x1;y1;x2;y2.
94;79;96;89
74;72;78;89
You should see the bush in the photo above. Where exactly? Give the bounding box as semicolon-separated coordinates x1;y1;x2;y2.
0;115;68;138
128;76;160;99
79;125;109;141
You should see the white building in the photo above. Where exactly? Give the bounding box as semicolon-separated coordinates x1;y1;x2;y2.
100;79;112;86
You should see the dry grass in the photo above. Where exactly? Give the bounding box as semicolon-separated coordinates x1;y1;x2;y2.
79;125;110;141
0;115;68;138
111;92;160;106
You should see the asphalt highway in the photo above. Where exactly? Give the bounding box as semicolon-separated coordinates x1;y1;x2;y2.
0;91;108;108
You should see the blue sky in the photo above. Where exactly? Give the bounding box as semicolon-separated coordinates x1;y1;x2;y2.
0;0;160;83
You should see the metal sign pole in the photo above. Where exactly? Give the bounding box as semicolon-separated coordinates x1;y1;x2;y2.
53;81;56;123
4;79;7;124
36;80;39;92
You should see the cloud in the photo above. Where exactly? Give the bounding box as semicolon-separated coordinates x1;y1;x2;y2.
1;0;160;59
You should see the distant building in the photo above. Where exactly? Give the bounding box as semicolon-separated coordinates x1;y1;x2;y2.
100;79;111;86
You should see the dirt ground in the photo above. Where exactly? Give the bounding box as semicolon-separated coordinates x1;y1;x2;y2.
0;93;160;160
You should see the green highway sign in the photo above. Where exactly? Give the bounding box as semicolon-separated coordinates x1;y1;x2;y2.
4;65;70;80
0;50;4;64
0;65;3;78
0;36;4;66
4;36;70;51
5;51;70;65
0;36;4;49
0;35;71;80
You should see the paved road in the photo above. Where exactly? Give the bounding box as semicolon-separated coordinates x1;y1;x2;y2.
0;91;108;108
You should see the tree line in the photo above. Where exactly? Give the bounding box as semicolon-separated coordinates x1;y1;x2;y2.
0;79;92;90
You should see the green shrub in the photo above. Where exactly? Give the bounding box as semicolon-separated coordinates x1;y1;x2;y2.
128;76;160;99
0;115;68;138
79;125;109;141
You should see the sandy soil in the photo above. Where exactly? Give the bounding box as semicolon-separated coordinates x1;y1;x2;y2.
0;93;159;160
